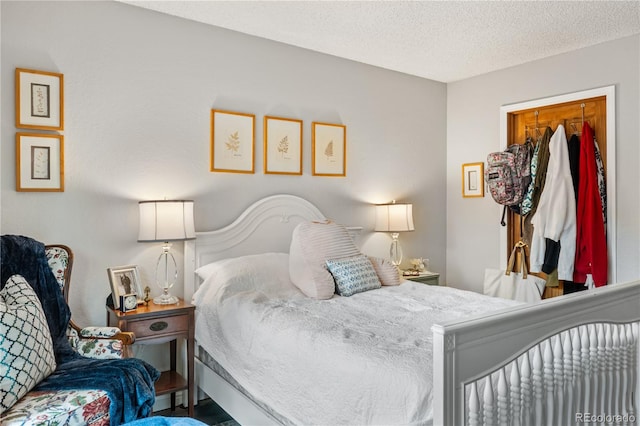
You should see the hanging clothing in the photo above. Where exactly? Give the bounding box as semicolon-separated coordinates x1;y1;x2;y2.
529;125;576;281
573;122;608;286
567;134;580;202
522;127;553;246
520;138;540;216
593;138;607;230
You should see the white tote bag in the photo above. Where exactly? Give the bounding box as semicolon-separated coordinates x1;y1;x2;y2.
483;241;546;303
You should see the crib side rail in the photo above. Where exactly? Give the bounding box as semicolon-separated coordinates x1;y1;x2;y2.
432;280;640;426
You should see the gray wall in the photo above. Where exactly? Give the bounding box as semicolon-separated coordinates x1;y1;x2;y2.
1;0;447;333
447;34;640;292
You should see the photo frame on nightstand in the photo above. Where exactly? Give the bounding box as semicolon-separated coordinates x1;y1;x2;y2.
107;265;144;309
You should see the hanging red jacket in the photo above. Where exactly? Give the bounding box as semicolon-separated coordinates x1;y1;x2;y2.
573;122;607;286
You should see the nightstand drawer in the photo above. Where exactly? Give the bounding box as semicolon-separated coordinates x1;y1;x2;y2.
127;314;190;340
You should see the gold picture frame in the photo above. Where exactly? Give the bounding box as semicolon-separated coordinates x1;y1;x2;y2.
15;68;64;131
16;132;64;192
312;122;346;177
210;109;255;173
462;162;484;198
107;265;144;309
264;116;303;175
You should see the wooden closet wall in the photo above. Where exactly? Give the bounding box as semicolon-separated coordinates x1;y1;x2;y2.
505;96;607;298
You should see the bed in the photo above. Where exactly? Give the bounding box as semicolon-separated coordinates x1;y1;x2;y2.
184;194;640;425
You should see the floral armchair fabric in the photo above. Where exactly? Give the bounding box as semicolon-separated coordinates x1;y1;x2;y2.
0;245;136;426
45;246;134;359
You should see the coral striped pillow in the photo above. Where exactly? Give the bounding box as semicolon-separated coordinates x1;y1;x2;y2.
368;256;401;286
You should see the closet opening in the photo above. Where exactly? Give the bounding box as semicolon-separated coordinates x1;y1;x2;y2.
498;86;616;298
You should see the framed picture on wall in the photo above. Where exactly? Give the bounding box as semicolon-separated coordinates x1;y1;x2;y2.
16;132;64;192
312;122;346;177
264;116;303;175
210;109;255;173
15;68;64;131
107;265;144;309
462;162;484;198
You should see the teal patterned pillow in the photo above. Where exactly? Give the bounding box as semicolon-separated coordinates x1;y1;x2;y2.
326;255;382;297
0;275;56;414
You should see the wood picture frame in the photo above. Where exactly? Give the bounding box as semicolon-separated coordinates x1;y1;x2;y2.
312;122;346;177
16;132;64;192
462;162;484;198
15;68;64;131
210;109;255;173
107;265;144;309
264;116;303;175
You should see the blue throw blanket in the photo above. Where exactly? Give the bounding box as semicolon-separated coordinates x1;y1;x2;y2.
1;235;160;425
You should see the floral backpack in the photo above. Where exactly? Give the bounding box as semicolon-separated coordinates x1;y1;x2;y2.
485;140;533;222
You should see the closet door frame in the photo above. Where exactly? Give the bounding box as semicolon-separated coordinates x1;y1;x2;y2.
498;85;616;284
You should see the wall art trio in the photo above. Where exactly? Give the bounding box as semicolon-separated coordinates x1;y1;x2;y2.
210;109;346;177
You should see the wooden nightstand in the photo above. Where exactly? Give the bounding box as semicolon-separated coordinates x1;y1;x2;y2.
106;299;195;417
403;271;440;286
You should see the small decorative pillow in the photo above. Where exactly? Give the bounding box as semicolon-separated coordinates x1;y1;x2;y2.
326;255;382;297
368;257;401;286
0;275;57;414
289;220;361;299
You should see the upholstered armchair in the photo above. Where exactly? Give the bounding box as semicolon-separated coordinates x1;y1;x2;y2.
45;244;135;359
1;241;156;426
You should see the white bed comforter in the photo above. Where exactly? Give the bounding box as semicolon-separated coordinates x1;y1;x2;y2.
192;253;520;426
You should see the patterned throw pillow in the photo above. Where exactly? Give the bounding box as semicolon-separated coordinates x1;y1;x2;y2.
326;255;382;297
0;275;56;414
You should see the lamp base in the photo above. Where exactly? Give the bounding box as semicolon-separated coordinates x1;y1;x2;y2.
390;232;403;267
153;293;179;305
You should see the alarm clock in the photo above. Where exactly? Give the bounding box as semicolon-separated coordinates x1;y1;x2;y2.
120;293;138;312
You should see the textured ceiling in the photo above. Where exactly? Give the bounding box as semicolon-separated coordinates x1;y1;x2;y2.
120;0;640;83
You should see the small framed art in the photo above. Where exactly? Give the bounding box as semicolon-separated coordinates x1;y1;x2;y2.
312;122;346;177
15;68;64;131
210;109;255;173
16;132;64;192
107;265;144;309
462;162;484;198
264;116;303;175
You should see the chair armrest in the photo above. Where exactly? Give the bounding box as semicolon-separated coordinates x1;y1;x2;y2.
80;326;122;338
80;327;136;345
69;320;137;358
113;331;136;346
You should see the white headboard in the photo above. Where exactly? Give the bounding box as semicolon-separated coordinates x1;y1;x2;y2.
183;194;360;302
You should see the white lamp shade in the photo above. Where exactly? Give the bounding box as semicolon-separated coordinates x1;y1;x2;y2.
138;200;196;242
374;203;415;232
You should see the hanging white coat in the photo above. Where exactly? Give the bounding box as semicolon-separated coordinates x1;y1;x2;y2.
529;124;576;280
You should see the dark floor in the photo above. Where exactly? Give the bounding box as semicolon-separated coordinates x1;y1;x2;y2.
154;398;238;425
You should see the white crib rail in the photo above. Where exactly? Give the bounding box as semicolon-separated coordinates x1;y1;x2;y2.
432;280;640;426
465;323;638;425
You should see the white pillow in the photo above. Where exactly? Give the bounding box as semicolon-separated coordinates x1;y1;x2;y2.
368;256;401;286
192;253;295;306
1;275;56;414
289;220;361;299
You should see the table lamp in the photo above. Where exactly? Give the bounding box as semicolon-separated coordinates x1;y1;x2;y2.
374;201;414;266
138;200;195;304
